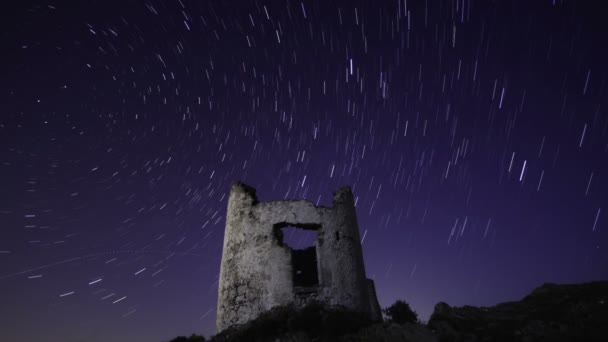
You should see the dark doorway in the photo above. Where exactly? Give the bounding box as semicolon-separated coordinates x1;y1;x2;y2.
291;247;318;287
273;223;320;287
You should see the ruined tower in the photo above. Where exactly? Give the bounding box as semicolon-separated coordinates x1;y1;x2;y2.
216;182;381;332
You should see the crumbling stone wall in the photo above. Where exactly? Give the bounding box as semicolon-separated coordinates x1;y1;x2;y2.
216;182;381;332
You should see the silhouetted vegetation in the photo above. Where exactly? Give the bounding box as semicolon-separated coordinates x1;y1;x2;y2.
383;300;418;324
168;333;206;342
210;302;373;341
166;282;608;341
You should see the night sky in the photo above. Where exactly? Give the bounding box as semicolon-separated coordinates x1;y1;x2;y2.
1;0;607;341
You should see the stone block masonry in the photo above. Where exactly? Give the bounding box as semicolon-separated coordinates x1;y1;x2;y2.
216;182;381;332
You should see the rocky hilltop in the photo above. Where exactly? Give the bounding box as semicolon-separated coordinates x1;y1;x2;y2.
428;281;608;342
169;281;608;342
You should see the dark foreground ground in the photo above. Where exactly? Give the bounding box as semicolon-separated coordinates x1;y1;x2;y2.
169;281;608;342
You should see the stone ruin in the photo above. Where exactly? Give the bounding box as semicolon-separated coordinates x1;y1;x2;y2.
216;181;381;332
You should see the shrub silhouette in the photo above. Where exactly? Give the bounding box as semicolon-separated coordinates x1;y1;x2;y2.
383;300;418;324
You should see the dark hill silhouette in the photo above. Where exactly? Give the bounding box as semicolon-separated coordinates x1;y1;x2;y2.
166;281;608;342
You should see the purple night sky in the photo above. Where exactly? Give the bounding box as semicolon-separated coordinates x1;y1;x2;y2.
1;0;607;341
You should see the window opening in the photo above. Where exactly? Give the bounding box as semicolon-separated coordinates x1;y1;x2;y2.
274;223;320;287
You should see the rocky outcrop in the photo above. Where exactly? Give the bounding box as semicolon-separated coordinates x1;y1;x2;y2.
428;281;608;342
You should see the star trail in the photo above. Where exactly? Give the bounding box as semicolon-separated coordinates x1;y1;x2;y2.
1;0;607;341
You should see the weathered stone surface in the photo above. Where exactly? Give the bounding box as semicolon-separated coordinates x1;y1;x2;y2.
366;279;383;322
216;182;381;332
